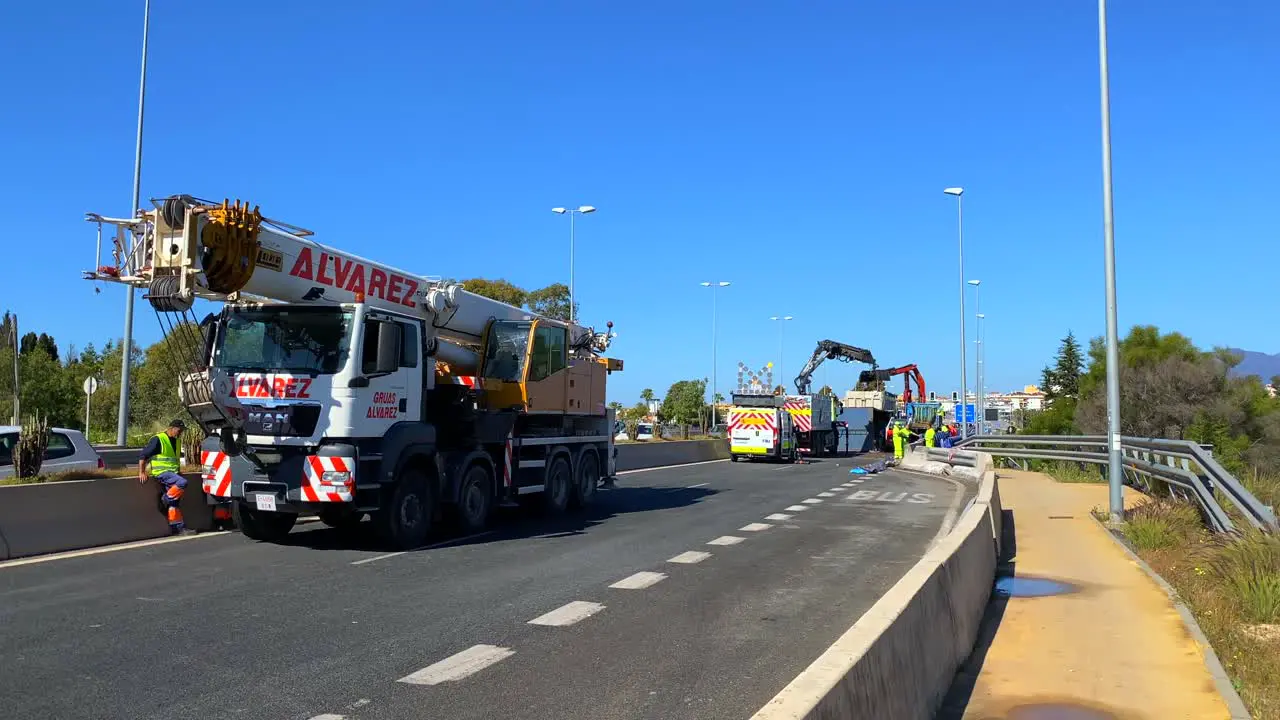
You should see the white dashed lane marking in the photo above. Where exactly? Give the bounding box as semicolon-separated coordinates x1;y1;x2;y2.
802;498;823;504
528;601;606;627
829;487;846;492
785;505;809;512
817;492;835;498
707;535;745;546
609;571;667;590
765;513;793;521
739;523;772;532
668;551;713;564
308;715;346;720
398;644;515;685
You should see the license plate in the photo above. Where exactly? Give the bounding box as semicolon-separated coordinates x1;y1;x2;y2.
254;493;277;512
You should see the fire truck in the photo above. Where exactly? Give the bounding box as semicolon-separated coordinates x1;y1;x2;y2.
85;196;622;549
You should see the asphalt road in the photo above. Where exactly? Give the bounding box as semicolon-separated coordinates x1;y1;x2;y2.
0;455;966;720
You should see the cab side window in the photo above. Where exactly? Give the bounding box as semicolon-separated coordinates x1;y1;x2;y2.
0;432;17;467
528;325;567;382
399;322;418;368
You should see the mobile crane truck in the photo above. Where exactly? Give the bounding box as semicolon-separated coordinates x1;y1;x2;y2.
85;196;622;549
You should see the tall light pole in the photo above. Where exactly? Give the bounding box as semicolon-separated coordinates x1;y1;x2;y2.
944;187;968;439
968;279;982;435
1098;0;1124;522
770;316;794;392
551;205;597;324
976;312;987;435
701;281;730;426
116;0;151;447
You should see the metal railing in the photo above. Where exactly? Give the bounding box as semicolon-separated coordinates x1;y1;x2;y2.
955;434;1277;534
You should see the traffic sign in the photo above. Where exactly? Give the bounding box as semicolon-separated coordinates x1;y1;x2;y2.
955;404;976;422
83;376;99;395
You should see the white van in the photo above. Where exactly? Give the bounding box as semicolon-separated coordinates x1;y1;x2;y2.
634;423;655;441
728;407;796;462
0;427;105;479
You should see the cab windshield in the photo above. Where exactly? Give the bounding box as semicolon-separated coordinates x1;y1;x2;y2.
482;321;531;382
215;307;353;375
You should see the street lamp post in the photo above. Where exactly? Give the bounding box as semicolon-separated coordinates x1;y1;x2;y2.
550;205;597;324
968;279;982;435
976;312;987;435
116;0;151;446
1097;0;1124;522
769;316;794;392
701;282;731;426
944;187;968;439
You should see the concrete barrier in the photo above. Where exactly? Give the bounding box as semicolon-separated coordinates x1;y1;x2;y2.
614;439;729;472
0;442;730;561
751;453;1000;720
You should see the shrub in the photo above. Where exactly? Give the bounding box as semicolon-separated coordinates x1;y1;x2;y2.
1211;532;1280;624
1123;499;1201;550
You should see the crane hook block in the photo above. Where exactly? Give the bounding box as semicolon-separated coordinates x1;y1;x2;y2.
202;198;263;295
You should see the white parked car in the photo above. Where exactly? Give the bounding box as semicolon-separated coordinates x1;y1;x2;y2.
0;427;105;479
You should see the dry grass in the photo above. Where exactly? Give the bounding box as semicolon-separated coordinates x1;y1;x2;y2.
1040;460;1106;484
1126;499;1280;719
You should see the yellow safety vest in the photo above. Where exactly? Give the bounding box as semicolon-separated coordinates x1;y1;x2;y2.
150;433;181;476
925;428;936;446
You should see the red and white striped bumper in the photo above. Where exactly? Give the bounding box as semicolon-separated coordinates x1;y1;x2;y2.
201;450;233;498
302;455;355;503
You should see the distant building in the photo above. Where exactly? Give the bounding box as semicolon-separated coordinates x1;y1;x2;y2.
1267;384;1277;398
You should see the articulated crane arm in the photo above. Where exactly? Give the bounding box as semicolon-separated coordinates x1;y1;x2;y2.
856;364;927;404
793;340;877;395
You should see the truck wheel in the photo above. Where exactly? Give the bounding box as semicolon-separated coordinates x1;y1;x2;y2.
543;455;571;513
452;463;493;532
570;452;599;509
374;467;433;549
319;507;364;531
233;502;297;543
730;455;739;463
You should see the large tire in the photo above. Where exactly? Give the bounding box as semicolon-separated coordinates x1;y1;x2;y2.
570;451;599;510
543;455;571;513
319;507;364;531
452;463;493;532
233;502;297;543
730;455;739;463
373;467;433;550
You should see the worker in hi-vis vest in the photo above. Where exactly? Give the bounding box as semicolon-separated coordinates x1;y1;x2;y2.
138;419;196;535
925;425;937;448
891;419;908;460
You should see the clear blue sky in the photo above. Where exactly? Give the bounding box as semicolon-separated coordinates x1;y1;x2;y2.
1;1;1276;406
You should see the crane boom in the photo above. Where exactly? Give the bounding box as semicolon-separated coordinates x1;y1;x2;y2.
857;364;927;404
792;340;877;395
85;195;614;373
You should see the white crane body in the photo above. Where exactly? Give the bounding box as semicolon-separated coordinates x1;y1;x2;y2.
84;195;621;548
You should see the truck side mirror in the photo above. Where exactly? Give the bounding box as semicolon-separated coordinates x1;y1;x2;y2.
374;321;400;375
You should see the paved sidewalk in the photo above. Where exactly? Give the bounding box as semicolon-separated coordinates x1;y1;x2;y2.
945;470;1234;720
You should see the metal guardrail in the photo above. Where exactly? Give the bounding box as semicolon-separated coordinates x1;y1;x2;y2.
956;434;1278;534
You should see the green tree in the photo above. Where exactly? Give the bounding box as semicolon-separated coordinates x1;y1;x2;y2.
640;388;655;404
818;385;834;396
132;324;203;431
1041;331;1083;401
461;278;528;308
660;379;708;425
526;283;577;322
